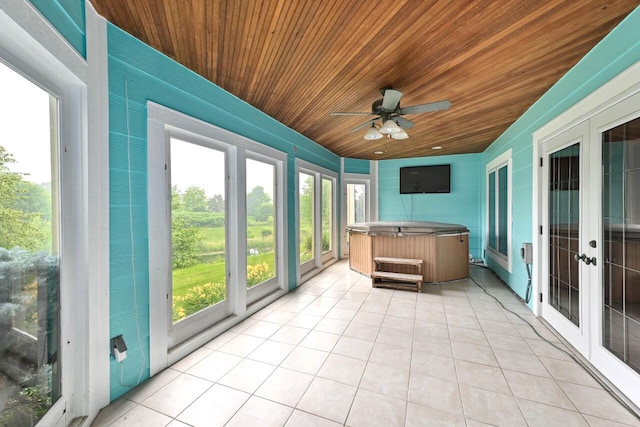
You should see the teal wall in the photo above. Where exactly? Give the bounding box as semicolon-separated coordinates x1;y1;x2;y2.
29;0;86;57
378;154;482;259
106;24;340;399
480;6;640;302
344;158;370;174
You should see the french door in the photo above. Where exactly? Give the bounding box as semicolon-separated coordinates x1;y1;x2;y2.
540;91;640;405
541;121;592;356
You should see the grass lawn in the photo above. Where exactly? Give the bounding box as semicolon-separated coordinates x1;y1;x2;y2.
172;251;275;297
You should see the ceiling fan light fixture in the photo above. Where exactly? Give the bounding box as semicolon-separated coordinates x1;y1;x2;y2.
363;124;383;140
380;119;402;134
391;128;409;139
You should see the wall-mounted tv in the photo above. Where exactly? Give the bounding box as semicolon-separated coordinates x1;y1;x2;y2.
400;164;451;194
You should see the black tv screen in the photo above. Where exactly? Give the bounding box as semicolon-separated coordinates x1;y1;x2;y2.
400;164;450;194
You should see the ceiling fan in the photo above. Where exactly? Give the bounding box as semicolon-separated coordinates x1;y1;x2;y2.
330;87;451;140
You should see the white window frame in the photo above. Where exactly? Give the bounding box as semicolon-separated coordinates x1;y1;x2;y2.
148;102;287;371
0;1;110;425
486;149;513;272
296;159;338;282
341;174;371;256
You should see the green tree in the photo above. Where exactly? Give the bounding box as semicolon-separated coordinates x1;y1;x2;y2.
247;186;273;222
172;216;202;269
0;146;49;251
182;186;208;212
207;194;224;213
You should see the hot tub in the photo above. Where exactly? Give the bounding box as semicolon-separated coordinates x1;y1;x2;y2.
346;221;470;283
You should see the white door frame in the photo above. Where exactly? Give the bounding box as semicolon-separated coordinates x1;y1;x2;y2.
533;59;640;407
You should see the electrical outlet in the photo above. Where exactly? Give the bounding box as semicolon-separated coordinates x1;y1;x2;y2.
111;335;128;362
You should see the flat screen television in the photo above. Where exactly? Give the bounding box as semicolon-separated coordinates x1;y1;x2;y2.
400;164;450;194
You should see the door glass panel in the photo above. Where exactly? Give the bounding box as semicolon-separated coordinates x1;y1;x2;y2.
548;143;580;326
170;138;226;323
0;63;60;425
346;184;366;225
498;166;508;256
299;172;314;264
246;159;276;288
321;178;333;254
602;116;640;373
488;171;496;249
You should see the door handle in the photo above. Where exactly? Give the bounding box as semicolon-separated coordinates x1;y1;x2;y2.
574;253;597;266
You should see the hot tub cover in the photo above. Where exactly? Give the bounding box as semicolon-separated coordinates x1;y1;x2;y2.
346;221;468;235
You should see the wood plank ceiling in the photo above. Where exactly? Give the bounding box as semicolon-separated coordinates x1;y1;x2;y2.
91;1;638;160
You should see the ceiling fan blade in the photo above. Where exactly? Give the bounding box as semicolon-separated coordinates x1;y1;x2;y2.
381;89;402;111
330;112;376;116
399;100;451;115
350;120;377;132
394;116;414;129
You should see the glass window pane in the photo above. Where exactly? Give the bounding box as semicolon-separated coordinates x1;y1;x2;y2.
488;171;496;249
170;139;226;323
0;63;60;424
246;159;276;288
322;178;333;254
347;184;366;225
498;166;508;256
299;173;314;264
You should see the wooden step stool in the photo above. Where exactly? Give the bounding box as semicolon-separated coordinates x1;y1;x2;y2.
371;256;423;292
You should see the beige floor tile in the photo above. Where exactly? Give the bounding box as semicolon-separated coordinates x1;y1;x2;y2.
582;414;640;427
124;368;181;403
405;402;466;427
454;359;511;394
141;373;212;417
175;384;249;427
382;314;415;330
242;319;282;338
517;398;589;427
525;338;573;361
503;370;575;410
269;324;310;345
360;301;390;314
226;396;293;427
332;335;374;361
326;306;357;321
170;347;213;372
297;377;357;424
451;341;498;367
166;420;191;427
287;313;322;329
218;333;265;357
203;331;238;350
186;351;242;382
414;322;450;341
493;348;551;377
448;325;489;346
218;358;275;393
478;318;520;336
446;313;482;330
247;339;295;365
376;326;414;349
109;405;173;427
415;309;447;324
411;335;452;357
369;341;412;368
558;381;640;426
255;367;313;407
408;373;463;416
539;356;600;388
459;385;527;426
317;353;366;386
410;350;456;381
281;346;329;375
313;317;350;334
299;330;340;352
472;307;510;322
284;410;342;426
352;310;385;326
485;331;533;354
343;321;380;341
302;302;333;317
261;309;297;324
346;388;407;427
360;361;410;400
91;398;138;426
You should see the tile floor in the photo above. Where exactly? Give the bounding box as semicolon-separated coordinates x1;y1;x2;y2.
93;260;640;426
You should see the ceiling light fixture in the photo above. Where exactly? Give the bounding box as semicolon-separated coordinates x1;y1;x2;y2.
363;123;383;140
432;145;443;150
391;126;408;140
379;119;403;134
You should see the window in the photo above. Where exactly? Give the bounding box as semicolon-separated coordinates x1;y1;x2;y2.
297;160;338;278
486;149;512;271
148;103;287;368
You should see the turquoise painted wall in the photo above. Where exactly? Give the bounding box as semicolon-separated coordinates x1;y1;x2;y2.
29;0;86;57
106;24;340;400
480;6;640;303
344;158;370;174
378;154;482;259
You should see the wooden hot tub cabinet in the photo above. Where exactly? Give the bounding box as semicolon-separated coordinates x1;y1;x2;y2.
347;221;469;283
